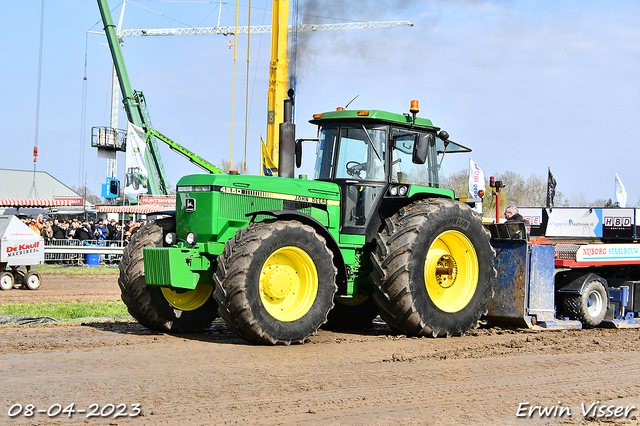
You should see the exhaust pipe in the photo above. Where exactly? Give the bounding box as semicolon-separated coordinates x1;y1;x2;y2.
278;89;295;178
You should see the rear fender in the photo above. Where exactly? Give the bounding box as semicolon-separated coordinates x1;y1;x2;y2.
556;272;609;297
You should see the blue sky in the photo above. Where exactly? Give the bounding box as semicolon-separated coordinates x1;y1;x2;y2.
2;0;639;205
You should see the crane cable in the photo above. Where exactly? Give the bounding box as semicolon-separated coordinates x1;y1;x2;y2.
248;0;269;149
79;32;89;191
29;0;46;199
229;0;239;170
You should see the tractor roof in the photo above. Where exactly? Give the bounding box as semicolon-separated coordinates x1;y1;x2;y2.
309;108;439;131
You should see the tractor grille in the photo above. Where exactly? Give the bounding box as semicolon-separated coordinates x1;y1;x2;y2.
219;193;283;220
554;244;580;261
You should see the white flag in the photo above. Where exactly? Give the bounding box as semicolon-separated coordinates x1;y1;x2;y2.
615;172;627;207
124;122;149;199
469;158;485;214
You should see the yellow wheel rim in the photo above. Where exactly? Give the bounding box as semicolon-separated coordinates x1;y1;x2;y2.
424;230;478;313
161;283;213;311
259;246;318;322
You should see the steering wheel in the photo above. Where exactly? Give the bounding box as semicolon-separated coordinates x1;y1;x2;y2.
346;161;366;178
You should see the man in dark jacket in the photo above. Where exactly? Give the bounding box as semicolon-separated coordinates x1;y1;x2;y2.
75;220;93;241
505;205;527;223
51;219;66;240
106;219;118;241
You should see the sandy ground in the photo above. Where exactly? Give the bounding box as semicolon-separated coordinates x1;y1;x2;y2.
0;272;639;426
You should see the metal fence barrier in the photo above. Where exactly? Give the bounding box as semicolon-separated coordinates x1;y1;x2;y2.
44;239;126;265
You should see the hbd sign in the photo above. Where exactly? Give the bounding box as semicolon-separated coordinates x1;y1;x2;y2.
604;216;632;229
602;209;635;240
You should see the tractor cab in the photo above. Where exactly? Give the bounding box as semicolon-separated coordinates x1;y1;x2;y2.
307;101;471;234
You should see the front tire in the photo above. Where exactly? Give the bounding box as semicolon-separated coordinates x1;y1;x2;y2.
23;271;42;290
0;272;14;291
213;220;337;345
371;198;495;337
563;278;608;328
118;219;218;333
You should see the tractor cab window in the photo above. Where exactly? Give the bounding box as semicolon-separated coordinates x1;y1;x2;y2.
335;127;385;181
391;128;444;187
314;125;386;181
314;127;338;180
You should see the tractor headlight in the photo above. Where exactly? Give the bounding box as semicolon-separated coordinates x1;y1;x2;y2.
186;232;198;245
387;185;408;197
177;185;213;192
165;232;177;245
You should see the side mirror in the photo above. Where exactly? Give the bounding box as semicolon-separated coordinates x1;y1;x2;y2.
412;133;431;165
294;138;319;169
295;140;302;168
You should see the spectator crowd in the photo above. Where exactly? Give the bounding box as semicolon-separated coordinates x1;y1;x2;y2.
22;214;146;245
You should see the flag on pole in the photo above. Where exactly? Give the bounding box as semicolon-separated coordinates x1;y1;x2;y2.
546;167;557;208
615;173;627;207
124;122;149;199
261;136;278;176
468;158;484;214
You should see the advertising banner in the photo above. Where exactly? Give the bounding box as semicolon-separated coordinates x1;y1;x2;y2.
545;208;636;238
468;158;484;214
545;208;600;237
518;208;543;227
124;122;149;199
615;173;627;208
577;244;640;263
262;137;278;176
546;167;557;208
139;196;176;206
0;216;45;266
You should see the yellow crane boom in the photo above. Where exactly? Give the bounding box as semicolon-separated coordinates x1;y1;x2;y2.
264;0;289;176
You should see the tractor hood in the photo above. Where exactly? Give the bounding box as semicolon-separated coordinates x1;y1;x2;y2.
174;174;340;242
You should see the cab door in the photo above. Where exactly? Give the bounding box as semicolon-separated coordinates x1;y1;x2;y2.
333;126;387;234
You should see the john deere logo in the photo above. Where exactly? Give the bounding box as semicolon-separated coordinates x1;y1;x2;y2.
185;198;196;212
133;147;140;153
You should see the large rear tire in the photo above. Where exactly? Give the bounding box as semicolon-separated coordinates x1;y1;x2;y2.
118;219;217;333
563;278;608;328
213;220;337;345
371;198;495;337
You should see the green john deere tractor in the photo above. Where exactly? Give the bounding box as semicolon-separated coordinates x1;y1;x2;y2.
118;100;496;344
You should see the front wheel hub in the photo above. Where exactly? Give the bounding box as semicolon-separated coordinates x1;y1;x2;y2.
261;264;298;301
259;246;319;322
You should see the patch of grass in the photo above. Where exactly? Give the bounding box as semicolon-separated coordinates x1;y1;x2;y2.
0;301;128;319
30;265;119;275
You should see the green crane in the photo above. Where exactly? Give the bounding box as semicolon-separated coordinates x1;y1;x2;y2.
97;0;223;196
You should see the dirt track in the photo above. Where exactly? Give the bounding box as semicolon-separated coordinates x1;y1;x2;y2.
1;272;639;425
